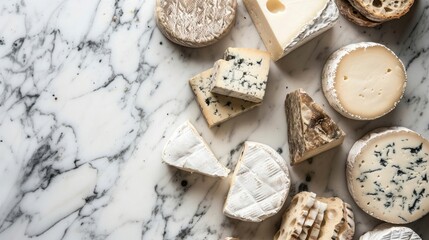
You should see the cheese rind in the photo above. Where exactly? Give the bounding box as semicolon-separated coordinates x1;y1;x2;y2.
298;200;324;240
359;223;422;240
162;121;230;177
189;69;260;128
155;0;237;47
210;48;270;103
322;42;407;120
307;201;328;240
243;0;338;61
347;127;429;224
274;191;317;240
338;202;355;240
317;197;345;240
285;89;345;164
223;141;290;222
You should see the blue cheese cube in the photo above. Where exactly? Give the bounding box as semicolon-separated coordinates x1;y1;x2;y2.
209;48;270;103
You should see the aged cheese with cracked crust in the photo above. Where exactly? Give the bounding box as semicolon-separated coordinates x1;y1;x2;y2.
223;141;290;222
307;201;328;240
189;68;260;128
162;121;230;177
285;89;345;165
274;191;317;240
317;197;345;240
338;202;355;240
347;127;429;224
155;0;237;47
210;48;270;103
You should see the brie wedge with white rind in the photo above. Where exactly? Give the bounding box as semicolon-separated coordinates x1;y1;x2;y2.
359;223;422;240
322;42;406;120
347;127;429;224
223;141;290;222
189;68;260;128
162;121;230;177
243;0;338;61
274;191;317;239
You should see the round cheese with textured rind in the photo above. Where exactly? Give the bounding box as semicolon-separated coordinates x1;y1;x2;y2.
223;141;290;222
348;0;414;22
359;223;422;240
155;0;237;48
335;0;381;27
322;42;406;120
347;127;429;224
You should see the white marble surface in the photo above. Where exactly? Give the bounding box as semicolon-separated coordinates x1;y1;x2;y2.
0;0;428;239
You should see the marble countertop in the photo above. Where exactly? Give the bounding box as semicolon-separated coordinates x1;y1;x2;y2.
0;0;428;239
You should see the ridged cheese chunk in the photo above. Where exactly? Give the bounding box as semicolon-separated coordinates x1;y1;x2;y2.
338;202;355;240
223;141;290;222
162;121;230;177
359;224;422;240
299;200;325;240
307;201;328;240
189;69;260;128
210;48;270;103
317;197;345;240
243;0;338;61
274;191;317;239
347;127;429;224
322;42;406;120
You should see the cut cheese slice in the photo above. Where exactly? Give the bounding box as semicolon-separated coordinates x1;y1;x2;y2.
162;121;230;177
299;200;324;240
223;141;290;222
307;201;328;240
189;69;260;128
155;0;237;47
243;0;338;61
285;89;345;164
210;48;270;103
359;223;422;240
317;197;345;240
338;202;355;240
274;191;317;240
322;42;407;120
346;127;429;224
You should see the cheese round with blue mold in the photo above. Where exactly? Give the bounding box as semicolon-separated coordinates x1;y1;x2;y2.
347;127;429;224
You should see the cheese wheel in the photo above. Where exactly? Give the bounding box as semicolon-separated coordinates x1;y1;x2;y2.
155;0;237;48
322;42;406;120
359;223;422;240
347;127;429;224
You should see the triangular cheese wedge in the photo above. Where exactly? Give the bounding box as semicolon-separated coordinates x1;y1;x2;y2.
274;191;317;240
317;197;345;240
285;89;345;164
162;121;230;177
223;141;290;222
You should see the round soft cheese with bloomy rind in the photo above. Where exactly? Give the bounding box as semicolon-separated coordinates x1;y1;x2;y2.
155;0;237;48
322;42;406;120
359;223;422;240
347;127;429;224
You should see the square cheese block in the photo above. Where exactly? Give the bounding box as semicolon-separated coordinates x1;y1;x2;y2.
189;68;260;128
210;48;270;103
243;0;339;61
285;89;345;165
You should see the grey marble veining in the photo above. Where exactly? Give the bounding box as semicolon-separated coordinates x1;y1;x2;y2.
0;0;428;239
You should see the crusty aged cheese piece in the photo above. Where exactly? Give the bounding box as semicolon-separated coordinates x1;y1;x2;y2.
274;191;317;240
243;0;338;61
307;201;328;240
322;42;406;120
298;200;324;240
189;68;260;128
317;197;345;240
223;141;290;222
348;0;414;22
338;202;355;240
335;0;381;27
285;89;345;165
162;121;230;177
155;0;237;47
359;223;422;240
210;48;270;103
347;127;429;224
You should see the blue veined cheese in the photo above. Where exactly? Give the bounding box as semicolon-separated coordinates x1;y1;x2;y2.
359;223;422;240
189;68;260;128
162;121;230;177
243;0;339;61
223;141;290;222
347;127;429;224
210;48;270;103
